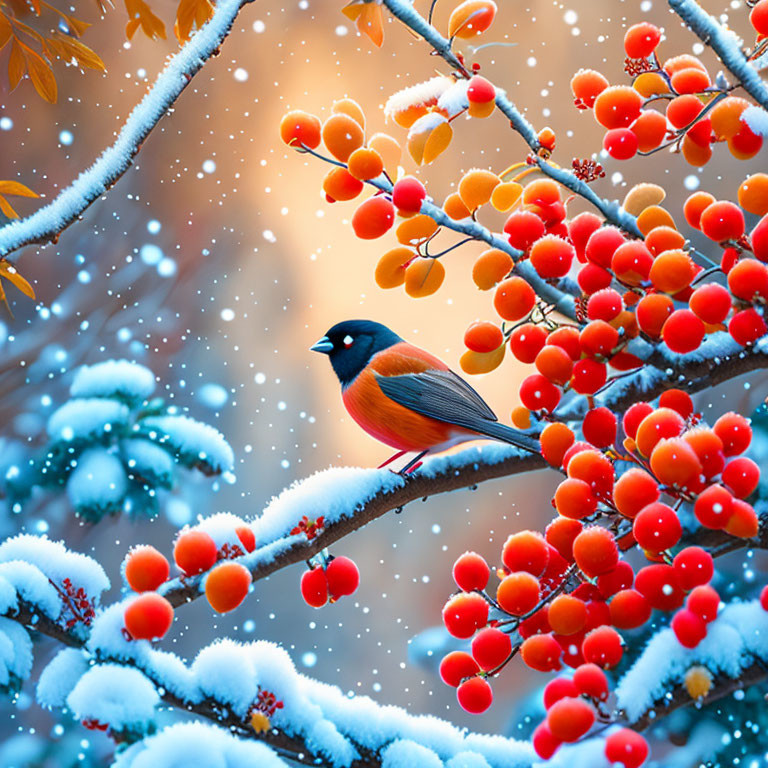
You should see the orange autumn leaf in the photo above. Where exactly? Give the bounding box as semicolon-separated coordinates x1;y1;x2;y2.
0;260;35;300
342;0;384;47
174;0;214;43
56;34;107;71
125;0;166;40
25;46;57;102
0;179;38;220
8;38;25;90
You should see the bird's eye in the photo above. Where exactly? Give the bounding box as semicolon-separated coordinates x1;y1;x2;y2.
343;335;354;348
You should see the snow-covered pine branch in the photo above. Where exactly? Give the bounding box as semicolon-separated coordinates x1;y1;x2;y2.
380;0;643;238
0;0;251;261
668;0;768;111
1;359;233;521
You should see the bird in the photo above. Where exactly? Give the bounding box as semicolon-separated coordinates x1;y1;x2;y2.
310;319;540;474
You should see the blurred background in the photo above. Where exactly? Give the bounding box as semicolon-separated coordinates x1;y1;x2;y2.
0;0;765;763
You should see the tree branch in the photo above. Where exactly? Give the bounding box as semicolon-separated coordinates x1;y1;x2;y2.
0;0;251;261
380;0;642;238
668;0;768;110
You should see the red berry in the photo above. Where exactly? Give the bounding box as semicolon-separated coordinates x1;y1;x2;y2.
546;517;583;561
467;75;495;104
689;283;732;325
729;308;767;346
633;502;682;552
609;589;652;629
543;677;579;709
453;551;491;591
613;468;660;519
658;389;694;420
471;627;512;671
573;662;609;700
597;560;635;598
603;128;639;160
502;531;550;576
174;530;218;576
622;402;653;440
352;196;395;239
326;556;359;599
439;651;480;687
582;625;623;668
751;0;768;35
464;321;503;353
568;211;602;260
532;721;561;760
205;562;252;614
300;567;328;608
443;592;489;638
236;526;256;553
686;584;720;622
521;633;563;672
722;456;760;498
624;22;661;58
700;200;745;242
714;412;752;455
124;545;170;593
456;676;493;714
519;373;561;413
547;697;595;742
570;359;607;395
760;585;768;611
573;527;619;578
510;323;548;363
635;564;685;611
124;592;174;641
673;547;714;591
662;309;705;354
605;729;649;768
694;484;734;530
392;176;426;214
672;608;707;648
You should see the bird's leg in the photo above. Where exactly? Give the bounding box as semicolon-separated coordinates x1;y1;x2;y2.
377;449;407;469
398;450;429;476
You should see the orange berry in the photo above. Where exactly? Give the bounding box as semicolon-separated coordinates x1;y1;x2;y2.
738;173;768;216
631;110;667;153
205;561;252;613
681;134;713;167
573;527;618;578
460;344;505;374
494;276;536;321
511;406;531;429
636;293;673;337
649;250;696;294
396;214;438;246
530;235;575;279
174;530;217;576
352;196;395;239
613;468;660;519
331;97;366;130
443;192;472;220
633;72;670;98
279;110;321;149
124;592;174;640
535;344;573;385
124;545;170;593
322;167;364;202
472;249;513;290
666;94;704;129
502;531;550;576
497;571;540;615
465;321;503;353
683;191;716;229
540;422;575;467
548;594;587;635
322;113;364;162
670;67;711;94
649;438;703;489
375;247;415;289
554;478;597;520
404;258;445;297
662;54;708;76
635;407;685;458
448;0;497;38
593;86;643;129
710;96;750;140
636;205;676;235
347;147;383;181
644;226;684;256
523;178;561;207
521;633;562;672
490;181;523;212
571;69;609;109
459;169;501;211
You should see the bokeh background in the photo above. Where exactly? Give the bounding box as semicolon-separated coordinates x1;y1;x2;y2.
0;0;765;763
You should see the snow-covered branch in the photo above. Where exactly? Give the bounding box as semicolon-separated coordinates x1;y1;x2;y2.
0;0;251;261
668;0;768;110
380;0;642;238
161;443;546;606
617;600;768;729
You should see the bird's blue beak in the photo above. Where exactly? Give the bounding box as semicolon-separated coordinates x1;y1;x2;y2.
310;336;334;354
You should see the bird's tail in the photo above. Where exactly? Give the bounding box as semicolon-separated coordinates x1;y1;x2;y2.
470;420;541;456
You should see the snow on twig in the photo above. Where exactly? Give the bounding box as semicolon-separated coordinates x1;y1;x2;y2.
0;0;250;260
380;0;642;238
668;0;768;110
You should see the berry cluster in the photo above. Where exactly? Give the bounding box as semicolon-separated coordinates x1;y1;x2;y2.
300;555;360;608
121;522;256;641
572;20;764;165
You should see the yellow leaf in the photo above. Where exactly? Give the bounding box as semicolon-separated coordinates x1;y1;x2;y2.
26;49;57;103
0;180;38;198
0;261;35;299
66;15;93;37
8;39;25;90
0;195;19;219
58;36;106;71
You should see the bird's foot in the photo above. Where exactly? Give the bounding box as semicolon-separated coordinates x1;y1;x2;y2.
377;449;407;469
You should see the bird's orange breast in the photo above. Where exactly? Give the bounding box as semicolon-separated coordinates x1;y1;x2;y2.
341;342;472;452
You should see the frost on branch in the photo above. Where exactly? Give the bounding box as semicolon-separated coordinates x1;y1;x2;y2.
113;722;287;768
616;600;768;724
1;359;234;521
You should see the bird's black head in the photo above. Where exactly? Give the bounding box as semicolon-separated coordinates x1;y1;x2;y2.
310;320;402;387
